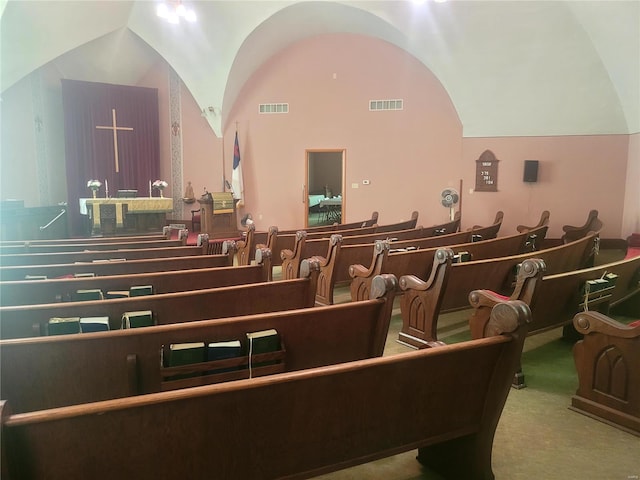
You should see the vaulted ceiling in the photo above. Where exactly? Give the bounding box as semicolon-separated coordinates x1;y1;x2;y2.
2;0;638;137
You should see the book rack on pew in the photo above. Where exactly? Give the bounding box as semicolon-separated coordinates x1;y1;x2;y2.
160;343;286;391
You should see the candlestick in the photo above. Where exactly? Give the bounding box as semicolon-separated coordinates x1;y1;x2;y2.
149;180;152;198
105;179;109;198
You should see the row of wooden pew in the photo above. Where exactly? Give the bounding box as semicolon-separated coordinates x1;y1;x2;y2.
1;209;637;479
0;212;536;479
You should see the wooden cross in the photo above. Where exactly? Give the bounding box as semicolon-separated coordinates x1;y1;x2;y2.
95;108;133;173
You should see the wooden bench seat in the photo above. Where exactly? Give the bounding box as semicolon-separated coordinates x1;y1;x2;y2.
0;231;171;247
390;231;596;315
0;273;397;414
0;259;321;339
570;310;640;436
470;254;640;340
0;230;188;254
0;300;531;480
0;250;273;306
467;254;640;387
348;224;546;305
244;212;423;267
286;213;507;304
0;252;233;281
252;210;379;245
0;243;210;267
561;209;603;244
268;211;459;268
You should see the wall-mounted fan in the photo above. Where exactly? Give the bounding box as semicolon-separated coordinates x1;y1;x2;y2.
440;188;460;220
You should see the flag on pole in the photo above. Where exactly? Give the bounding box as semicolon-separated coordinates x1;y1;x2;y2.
231;130;244;205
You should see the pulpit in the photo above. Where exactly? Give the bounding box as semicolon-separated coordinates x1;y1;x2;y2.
197;192;239;238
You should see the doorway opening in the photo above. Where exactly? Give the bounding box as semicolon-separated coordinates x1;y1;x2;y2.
305;150;345;227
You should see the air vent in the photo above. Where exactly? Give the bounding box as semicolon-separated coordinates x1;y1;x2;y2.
369;99;403;111
259;103;289;114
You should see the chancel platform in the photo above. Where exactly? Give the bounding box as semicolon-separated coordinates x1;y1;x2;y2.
80;197;173;235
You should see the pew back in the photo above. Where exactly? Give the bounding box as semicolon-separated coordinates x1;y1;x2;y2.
349;225;547;303
1;300;530;480
0;238;186;255
0;244;208;266
0;276;396;413
0;261;272;306
0;253;233;281
0;264;320;339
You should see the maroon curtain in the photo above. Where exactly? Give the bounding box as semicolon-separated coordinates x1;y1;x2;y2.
62;79;160;235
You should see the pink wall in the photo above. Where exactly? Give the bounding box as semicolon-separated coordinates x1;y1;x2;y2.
1;32;636;240
222;33;462;231
461;136;630;239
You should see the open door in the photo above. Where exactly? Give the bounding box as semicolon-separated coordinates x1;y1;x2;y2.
305;150;345;227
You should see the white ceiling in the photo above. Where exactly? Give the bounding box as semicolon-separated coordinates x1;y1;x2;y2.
2;0;638;137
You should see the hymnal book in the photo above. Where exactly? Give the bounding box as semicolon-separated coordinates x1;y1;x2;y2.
73;273;95;278
603;272;618;287
129;285;153;297
48;317;81;336
105;290;129;299
206;340;243;374
246;329;280;371
453;251;471;263
121;310;154;329
75;289;104;301
80;316;110;333
167;342;206;380
24;275;47;280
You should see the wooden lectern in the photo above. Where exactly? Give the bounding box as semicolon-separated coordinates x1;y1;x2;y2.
197;192;240;238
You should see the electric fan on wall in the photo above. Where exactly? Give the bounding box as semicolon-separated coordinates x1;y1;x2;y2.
440;188;460;220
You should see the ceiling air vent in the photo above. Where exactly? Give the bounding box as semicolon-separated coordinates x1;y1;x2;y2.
259;103;289;114
369;99;403;111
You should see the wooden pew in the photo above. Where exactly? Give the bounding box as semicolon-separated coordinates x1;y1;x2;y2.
561;209;603;243
349;224;546;305
516;210;550;233
0;250;273;306
0;243;209;267
467;254;640;387
469;255;640;340
269;211;457;268
437;232;598;312
0;237;189;255
0;259;321;339
371;233;598;355
285;211;504;289
0;231;170;247
0;252;233;282
397;248;455;348
247;211;424;267
570;310;640;436
0;300;531;480
252;210;379;245
0;273;397;414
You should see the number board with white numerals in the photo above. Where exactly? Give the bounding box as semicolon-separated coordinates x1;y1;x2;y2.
475;150;499;192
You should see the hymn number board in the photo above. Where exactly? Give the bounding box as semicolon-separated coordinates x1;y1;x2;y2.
475;150;499;192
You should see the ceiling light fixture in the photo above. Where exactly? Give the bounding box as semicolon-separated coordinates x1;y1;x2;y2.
157;1;197;24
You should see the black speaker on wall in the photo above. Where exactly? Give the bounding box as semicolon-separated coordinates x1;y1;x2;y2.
523;160;539;183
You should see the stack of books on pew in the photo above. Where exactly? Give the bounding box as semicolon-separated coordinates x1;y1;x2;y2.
48;316;111;335
106;285;153;299
160;329;285;391
121;310;154;328
452;251;471;263
581;273;619;310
